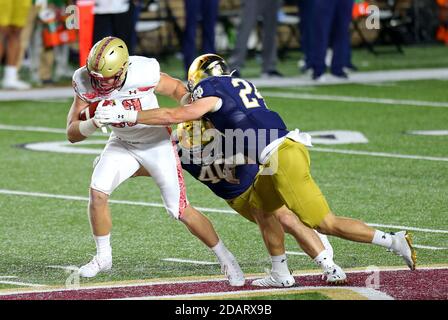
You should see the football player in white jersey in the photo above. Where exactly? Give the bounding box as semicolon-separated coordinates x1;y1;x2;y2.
66;37;244;286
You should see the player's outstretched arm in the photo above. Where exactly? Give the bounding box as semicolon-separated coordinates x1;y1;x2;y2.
66;94;96;143
136;96;220;125
155;73;188;103
94;96;220;126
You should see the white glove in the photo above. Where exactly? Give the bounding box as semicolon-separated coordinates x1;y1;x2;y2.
94;100;138;125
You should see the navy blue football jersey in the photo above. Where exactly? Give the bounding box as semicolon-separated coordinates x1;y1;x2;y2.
179;144;259;200
191;76;289;164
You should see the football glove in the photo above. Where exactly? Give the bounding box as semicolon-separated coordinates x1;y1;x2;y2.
94;100;138;125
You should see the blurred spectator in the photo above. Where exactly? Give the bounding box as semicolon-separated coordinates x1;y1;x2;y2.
229;0;283;78
38;1;75;84
0;0;32;90
310;0;354;80
130;0;144;54
93;0;134;52
297;0;313;74
182;0;220;76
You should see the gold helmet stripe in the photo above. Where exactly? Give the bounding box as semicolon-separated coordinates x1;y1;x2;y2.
93;37;115;72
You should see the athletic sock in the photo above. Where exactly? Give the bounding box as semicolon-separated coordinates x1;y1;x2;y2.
314;249;335;270
372;230;393;249
271;254;290;275
94;234;112;259
4;66;18;81
211;239;233;263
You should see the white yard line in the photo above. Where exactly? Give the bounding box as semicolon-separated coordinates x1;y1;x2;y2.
366;223;448;235
0;280;45;287
413;244;448;250
3;124;447;162
47;265;80;271
263;91;448;108
162;258;219;265
311;147;448;162
0;124;107;136
0;189;235;215
0;188;447;235
0;276;18;279
285;251;307;256
407;130;448;136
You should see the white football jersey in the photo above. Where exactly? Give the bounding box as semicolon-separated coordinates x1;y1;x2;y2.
73;56;169;143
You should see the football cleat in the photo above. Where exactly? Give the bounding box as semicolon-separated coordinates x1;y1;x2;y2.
322;264;347;285
221;257;245;287
2;78;31;90
389;231;417;270
79;255;112;278
252;271;295;288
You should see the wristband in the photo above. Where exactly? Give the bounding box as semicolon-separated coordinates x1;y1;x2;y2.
126;110;138;124
79;118;97;137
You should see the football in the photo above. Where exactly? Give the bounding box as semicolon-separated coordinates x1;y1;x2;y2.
79;101;99;121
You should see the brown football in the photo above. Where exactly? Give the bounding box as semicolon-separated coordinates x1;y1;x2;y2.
79;101;99;121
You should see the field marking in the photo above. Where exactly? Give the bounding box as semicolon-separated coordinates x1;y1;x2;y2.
117;286;392;301
1;188;447;235
162;258;219;265
263;91;448;108
0;189;235;215
0;124;107;137
3;123;447;162
407;130;448;136
413;244;448;250
285;251;308;256
311;147;448;162
0;265;447;297
366;223;448;235
0;280;45;288
47;265;80;271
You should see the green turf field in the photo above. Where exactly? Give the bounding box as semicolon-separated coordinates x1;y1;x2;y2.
0;77;447;298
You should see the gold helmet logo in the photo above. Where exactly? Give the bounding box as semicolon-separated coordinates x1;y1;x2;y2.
177;118;216;151
86;37;129;95
187;54;230;92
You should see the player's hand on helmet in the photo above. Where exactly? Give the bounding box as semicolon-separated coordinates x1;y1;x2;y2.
94;100;138;125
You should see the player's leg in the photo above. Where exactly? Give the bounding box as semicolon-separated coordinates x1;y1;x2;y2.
137;139;245;286
80;140;141;277
317;212;416;270
227;189;295;287
268;139;416;270
247;171;346;284
2;0;31;89
180;204;219;248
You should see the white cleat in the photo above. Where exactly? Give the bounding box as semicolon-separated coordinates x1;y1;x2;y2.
221;258;245;286
2;79;31;90
322;264;347;285
79;255;112;278
389;231;417;270
252;271;295;288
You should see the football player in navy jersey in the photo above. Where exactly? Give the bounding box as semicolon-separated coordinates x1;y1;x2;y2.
95;54;417;281
129;118;345;286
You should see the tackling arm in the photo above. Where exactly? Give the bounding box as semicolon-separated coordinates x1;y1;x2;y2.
135;96;220;126
155;72;189;103
66;94;95;143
